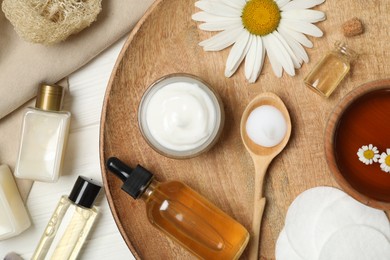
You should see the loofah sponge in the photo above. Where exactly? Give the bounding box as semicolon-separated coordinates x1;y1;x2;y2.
2;0;102;45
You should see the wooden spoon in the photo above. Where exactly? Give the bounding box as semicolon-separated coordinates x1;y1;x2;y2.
240;92;292;259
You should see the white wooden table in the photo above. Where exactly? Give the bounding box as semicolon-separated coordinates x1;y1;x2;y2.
0;37;135;259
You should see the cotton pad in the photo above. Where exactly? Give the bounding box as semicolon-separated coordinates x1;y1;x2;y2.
314;195;390;252
285;187;346;259
275;229;302;260
319;225;390;260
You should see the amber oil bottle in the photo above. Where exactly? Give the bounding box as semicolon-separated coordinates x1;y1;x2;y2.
304;41;357;98
106;157;249;259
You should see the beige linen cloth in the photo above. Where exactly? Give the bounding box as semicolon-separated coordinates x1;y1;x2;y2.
0;0;155;201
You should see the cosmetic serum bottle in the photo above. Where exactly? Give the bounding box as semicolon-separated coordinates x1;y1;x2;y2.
0;164;31;240
15;84;71;182
107;157;250;260
32;176;102;260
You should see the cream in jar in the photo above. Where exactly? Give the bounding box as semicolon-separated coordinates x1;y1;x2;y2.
139;74;223;158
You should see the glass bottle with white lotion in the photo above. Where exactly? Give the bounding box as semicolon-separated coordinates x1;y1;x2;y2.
0;164;31;240
32;176;102;260
15;84;71;182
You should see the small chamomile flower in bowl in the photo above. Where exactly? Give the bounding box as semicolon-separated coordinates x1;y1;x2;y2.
357;144;380;165
379;149;390;173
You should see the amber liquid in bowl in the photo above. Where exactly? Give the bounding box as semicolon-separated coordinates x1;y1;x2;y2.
334;89;390;203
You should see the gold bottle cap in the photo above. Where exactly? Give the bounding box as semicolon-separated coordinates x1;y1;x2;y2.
35;84;65;111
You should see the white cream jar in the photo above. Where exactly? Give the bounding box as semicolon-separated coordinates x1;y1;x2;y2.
138;74;224;158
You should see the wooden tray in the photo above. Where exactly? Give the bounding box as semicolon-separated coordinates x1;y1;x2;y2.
100;0;390;259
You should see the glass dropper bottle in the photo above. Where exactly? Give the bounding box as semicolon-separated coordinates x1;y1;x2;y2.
106;157;249;260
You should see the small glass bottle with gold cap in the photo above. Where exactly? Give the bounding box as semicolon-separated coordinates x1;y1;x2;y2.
15;84;71;182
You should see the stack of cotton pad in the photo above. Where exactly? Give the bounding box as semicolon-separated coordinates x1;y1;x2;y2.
276;187;390;260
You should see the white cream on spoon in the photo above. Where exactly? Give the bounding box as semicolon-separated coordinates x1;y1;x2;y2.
240;92;292;260
245;105;287;148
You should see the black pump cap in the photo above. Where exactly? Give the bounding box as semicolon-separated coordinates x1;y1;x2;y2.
68;176;102;208
106;157;154;199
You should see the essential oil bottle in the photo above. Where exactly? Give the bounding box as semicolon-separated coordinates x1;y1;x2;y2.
106;157;250;259
304;41;357;98
0;164;31;240
15;84;71;182
32;176;101;260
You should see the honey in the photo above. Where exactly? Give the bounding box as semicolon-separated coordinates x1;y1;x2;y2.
304;42;357;98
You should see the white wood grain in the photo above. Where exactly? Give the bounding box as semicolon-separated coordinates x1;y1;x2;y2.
0;36;135;259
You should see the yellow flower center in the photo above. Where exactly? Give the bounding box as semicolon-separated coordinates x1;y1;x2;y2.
241;0;281;36
385;155;390;166
363;150;375;160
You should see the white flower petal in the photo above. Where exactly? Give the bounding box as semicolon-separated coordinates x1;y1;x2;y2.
221;0;246;9
282;10;326;23
266;33;295;76
281;0;325;11
263;36;283;78
192;11;240;22
273;31;301;69
248;37;266;83
278;23;313;47
225;30;251;77
278;28;309;63
195;1;242;17
276;0;290;8
245;35;257;81
200;27;243;51
282;19;323;37
199;19;242;31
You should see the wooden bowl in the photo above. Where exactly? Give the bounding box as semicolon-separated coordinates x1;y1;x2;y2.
325;79;390;210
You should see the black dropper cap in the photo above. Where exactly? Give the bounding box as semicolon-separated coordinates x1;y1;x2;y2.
106;157;154;199
68;176;102;208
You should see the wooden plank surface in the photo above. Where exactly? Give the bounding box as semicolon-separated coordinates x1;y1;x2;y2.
101;0;390;259
0;38;134;259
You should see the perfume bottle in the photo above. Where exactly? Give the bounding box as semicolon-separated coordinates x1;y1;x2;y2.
15;84;71;182
106;157;250;259
32;176;101;260
0;164;31;240
304;41;357;98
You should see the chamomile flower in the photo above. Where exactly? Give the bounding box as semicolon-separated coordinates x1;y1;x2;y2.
357;144;380;165
192;0;326;82
379;149;390;173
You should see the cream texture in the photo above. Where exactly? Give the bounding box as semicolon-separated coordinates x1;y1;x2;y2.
145;82;217;151
246;105;287;147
